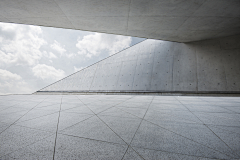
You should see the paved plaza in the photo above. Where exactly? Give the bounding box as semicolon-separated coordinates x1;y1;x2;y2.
0;95;239;159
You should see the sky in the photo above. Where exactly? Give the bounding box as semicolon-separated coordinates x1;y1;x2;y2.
0;22;145;95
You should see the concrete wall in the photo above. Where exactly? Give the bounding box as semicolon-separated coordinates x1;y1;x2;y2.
39;34;240;93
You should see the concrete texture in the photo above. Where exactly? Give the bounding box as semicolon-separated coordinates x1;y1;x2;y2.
0;0;240;42
0;94;240;159
38;34;240;94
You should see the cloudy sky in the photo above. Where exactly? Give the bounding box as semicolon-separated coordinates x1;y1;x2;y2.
0;22;145;95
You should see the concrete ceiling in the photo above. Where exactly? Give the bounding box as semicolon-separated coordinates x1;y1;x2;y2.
0;0;239;42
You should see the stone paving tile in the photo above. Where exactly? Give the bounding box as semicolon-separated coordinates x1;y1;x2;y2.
0;106;29;116
131;120;233;159
222;106;240;113
207;125;240;157
54;134;128;160
61;99;82;104
209;102;240;107
58;112;93;131
35;104;61;112
36;102;60;109
145;109;203;124
0;111;29;124
98;115;142;144
116;106;148;119
0;123;9;133
6;135;55;160
61;106;94;115
180;101;210;105
15;112;60;132
203;112;240;122
194;112;240;127
207;124;240;135
149;103;188;111
59;116;126;144
60;103;87;111
142;120;238;158
118;102;150;109
11;102;41;110
122;147;144;160
0;125;52;157
17;108;59;122
98;107;138;118
184;104;235;113
132;147;220;160
0;95;239;160
0;155;13;160
0;105;15;112
84;104;115;114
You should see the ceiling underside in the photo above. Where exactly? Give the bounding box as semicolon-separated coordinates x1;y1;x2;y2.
0;0;240;42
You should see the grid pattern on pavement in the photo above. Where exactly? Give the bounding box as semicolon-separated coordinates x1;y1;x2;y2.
0;95;240;159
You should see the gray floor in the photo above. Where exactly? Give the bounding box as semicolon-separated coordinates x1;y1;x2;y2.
0;95;239;160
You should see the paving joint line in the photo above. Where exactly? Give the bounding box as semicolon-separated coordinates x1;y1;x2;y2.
199;97;240;114
57;114;95;132
206;124;240;135
0;108;31;116
196;112;240;122
52;96;63;160
129;145;223;160
60;105;91;113
97;114;140;119
14;111;60;123
61;111;94;116
36;103;62;109
190;110;239;114
12;123;56;133
59;133;127;146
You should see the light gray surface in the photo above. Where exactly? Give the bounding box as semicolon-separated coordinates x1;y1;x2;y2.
0;0;240;42
39;34;240;93
0;94;240;159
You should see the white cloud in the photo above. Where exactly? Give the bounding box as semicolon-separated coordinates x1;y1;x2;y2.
48;52;57;59
0;50;16;67
76;33;131;58
0;23;18;31
51;40;66;55
32;64;65;80
43;51;57;59
0;69;31;95
0;23;46;66
65;53;76;58
0;69;22;81
74;66;84;72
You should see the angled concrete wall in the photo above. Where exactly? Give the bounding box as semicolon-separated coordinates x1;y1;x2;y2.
38;34;240;94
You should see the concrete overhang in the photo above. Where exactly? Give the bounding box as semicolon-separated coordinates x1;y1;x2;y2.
0;0;239;42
